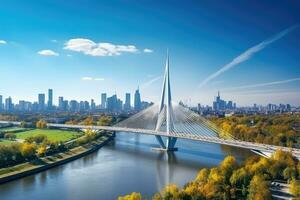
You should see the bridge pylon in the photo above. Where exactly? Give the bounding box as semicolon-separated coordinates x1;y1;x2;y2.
155;51;178;151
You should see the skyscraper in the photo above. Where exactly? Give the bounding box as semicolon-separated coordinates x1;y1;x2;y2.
47;89;53;110
5;96;13;111
91;99;96;111
0;95;3;111
58;96;64;110
101;93;107;109
124;93;131;111
134;87;141;111
38;93;45;111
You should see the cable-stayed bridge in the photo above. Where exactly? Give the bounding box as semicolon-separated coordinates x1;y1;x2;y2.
1;53;300;159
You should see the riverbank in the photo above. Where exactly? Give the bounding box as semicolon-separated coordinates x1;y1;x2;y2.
0;132;115;184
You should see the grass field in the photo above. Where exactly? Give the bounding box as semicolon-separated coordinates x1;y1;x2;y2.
0;139;15;145
16;129;83;142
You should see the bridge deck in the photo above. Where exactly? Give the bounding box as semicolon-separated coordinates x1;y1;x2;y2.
1;120;300;159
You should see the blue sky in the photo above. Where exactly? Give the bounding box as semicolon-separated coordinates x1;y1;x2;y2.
0;0;300;106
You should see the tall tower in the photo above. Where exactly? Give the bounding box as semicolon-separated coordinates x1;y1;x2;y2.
134;87;141;111
155;51;177;151
48;89;53;110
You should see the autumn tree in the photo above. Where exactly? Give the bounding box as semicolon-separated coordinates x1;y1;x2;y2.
37;145;47;157
247;175;271;200
118;192;142;200
290;179;300;198
36;120;47;129
20;143;36;159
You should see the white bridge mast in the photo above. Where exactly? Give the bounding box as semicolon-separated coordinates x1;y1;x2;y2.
155;51;177;151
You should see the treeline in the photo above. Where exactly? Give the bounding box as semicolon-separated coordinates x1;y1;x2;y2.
119;150;300;200
65;115;116;126
211;114;300;147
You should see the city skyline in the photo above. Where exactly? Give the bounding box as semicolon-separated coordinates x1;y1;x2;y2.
0;1;300;106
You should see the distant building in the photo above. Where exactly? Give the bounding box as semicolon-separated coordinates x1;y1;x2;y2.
47;89;53;110
38;93;45;111
5;96;13;111
124;93;131;111
107;95;118;112
58;96;64;110
0;95;3;111
91;99;96;111
134;87;141;111
101;93;107;109
69;100;78;112
213;91;235;111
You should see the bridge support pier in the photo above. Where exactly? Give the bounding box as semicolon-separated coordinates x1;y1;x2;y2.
154;136;178;152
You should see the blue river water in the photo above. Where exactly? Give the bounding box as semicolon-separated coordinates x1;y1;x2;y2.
0;132;254;200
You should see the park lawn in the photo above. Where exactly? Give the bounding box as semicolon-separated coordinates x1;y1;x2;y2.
16;129;83;143
0;139;17;145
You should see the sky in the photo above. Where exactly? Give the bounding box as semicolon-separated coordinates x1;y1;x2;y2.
0;0;300;106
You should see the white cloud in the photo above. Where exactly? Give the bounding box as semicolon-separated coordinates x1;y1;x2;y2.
82;77;93;81
0;40;7;45
67;54;72;57
198;24;299;88
94;78;105;81
51;39;58;43
38;49;59;56
64;38;138;56
81;77;105;81
144;48;153;53
140;76;162;89
224;77;300;91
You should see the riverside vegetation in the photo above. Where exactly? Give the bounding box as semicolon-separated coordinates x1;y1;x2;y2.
0;120;105;169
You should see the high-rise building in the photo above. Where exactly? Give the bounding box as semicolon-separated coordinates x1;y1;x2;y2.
5;96;13;111
134;87;141;111
0;95;3;111
124;93;131;111
58;96;64;110
101;93;107;109
47;89;53;110
38;93;45;111
107;94;117;112
91;99;96;111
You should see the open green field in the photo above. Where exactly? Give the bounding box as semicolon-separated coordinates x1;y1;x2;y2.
16;129;83;142
0;139;15;145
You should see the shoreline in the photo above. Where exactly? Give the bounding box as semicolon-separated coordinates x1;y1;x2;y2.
0;132;115;184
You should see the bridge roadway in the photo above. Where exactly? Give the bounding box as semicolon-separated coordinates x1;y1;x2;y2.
1;120;300;159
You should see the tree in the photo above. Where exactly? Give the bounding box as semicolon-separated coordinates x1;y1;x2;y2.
36;120;47;129
98;115;113;126
37;145;47;157
195;168;210;183
247;175;271;200
118;192;142;200
230;167;249;187
290;179;300;198
25;134;47;144
20;143;36;159
160;184;181;199
19;121;27;128
83;116;94;126
220;155;238;180
4;133;16;140
283;167;296;180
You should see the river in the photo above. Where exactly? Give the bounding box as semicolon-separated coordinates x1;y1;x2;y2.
0;132;254;200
